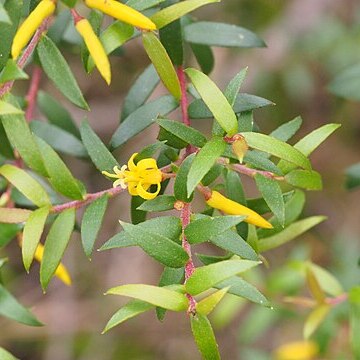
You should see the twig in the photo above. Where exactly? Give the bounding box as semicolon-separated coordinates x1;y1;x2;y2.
230;162;285;181
25;66;42;121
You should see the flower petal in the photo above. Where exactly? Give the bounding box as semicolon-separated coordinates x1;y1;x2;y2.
127;153;138;172
136;181;161;200
137;158;157;171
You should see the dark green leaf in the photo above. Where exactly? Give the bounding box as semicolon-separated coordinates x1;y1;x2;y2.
201;164;223;186
37;35;89;110
126;0;166;11
270;116;302;142
285;170;322;190
80;120;118;172
0;121;14;159
131;195;147;225
345;162;360;190
40;209;75;291
185;22;265;48
174;153;195;202
0;283;42;326
81;195;108;258
238;111;253;132
187;137;226;196
191;313;220;360
0;224;20;248
137;195;176;212
111;95;178;149
225;68;248;107
190;43;214;75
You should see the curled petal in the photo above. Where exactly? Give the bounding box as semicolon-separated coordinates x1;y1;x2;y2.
113;178;126;189
127;153;138;172
127;182;138;196
102;170;120;179
137;158;157;171
137;181;161;200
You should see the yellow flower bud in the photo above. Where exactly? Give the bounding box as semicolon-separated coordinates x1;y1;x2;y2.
206;190;273;229
75;18;111;85
274;340;319;360
11;0;56;59
84;0;156;30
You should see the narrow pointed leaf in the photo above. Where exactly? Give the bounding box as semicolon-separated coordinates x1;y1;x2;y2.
0;347;18;360
349;287;360;358
196;287;229;315
0;100;23;115
309;263;343;297
186;259;260;295
0;59;28;84
225;68;248;107
270;116;302;142
284;170;322;190
137;195;176;212
0;208;31;223
40;209;75;290
22;207;49;272
106;284;188;311
190;43;214;75
174;153;195;202
304;305;330;339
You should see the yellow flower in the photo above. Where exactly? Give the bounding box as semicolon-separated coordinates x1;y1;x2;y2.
11;0;56;59
274;340;319;360
84;0;156;30
74;17;111;85
206;190;273;229
102;153;162;200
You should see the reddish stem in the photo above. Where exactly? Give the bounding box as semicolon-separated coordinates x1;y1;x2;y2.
230;162;284;181
25;66;42;122
0;17;51;98
326;293;348;306
70;8;83;24
177;66;190;127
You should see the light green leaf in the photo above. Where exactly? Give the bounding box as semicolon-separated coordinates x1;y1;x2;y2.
241;132;311;170
304;305;330;339
196;287;230;315
349;286;360;358
80;120;119;173
81;195;108;258
191;313;220;360
0;347;19;360
0;283;43;326
0;208;31;223
186;259;260;295
151;0;220;28
0;165;50;207
186;137;226;196
0;59;28;84
309;263;343;297
37;35;89;110
22;207;49;272
184;22;265;48
258;216;326;252
284;170;322;190
102;299;153;333
35;137;85;200
255;174;285;226
106;284;188;311
40;209;75;291
142;32;181;100
185;216;245;244
185;68;238;135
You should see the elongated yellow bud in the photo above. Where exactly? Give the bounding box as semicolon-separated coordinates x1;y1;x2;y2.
84;0;156;30
11;0;56;59
33;243;72;286
75;18;111;85
206;190;273;229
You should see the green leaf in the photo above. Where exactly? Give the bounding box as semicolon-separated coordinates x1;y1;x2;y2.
187;137;226;196
0;208;31;223
0;121;14;159
191;313;220;360
270;116;302;142
131;196;147;225
225;68;248;107
37;35;89;110
137;195;176;212
0;165;50;207
0;0;22;70
35;137;85;200
110;95;178;149
126;0;166;11
185;216;245;244
196;287;229;315
309;263;343;297
0;3;11;24
0;283;43;326
184;22;265;48
185;68;237;135
151;0;219;28
40;209;75;291
120;221;188;267
189;93;273;119
303;305;330;339
142;32;181;100
121;64;159;120
80;120;119;173
0;347;18;360
284;170;322;190
0;59;28;84
345;162;360;190
278;124;340;173
102;300;153;333
254;174;285;227
216;277;269;305
241;132;311;170
1;112;47;176
185;259;260;295
258;216;326;252
328;64;360;101
0;224;20;248
37;91;80;138
81;195;108;259
190;43;214;75
106;284;188;311
22;207;49;272
210;230;258;261
349;286;360;358
30;121;87;158
100;216;181;250
157;118;207;147
174;153;195;202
